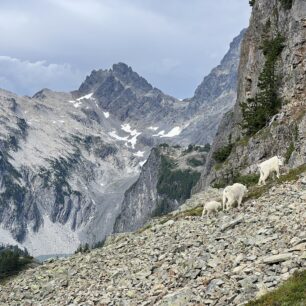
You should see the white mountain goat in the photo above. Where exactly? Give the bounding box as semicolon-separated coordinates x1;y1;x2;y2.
223;183;248;210
202;201;222;218
258;156;284;186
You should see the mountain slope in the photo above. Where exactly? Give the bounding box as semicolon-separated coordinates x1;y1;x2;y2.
1;174;305;305
180;29;245;144
0;31;244;256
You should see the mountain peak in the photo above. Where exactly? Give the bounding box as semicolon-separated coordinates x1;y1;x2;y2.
111;62;131;74
79;63;153;95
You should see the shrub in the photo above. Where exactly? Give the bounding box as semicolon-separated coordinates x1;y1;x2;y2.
233;174;260;187
187;157;205;167
247;270;306;306
212;179;228;189
213;144;233;163
278;164;306;183
0;245;32;279
183;144;195;154
203;143;211;152
75;243;90;254
240;34;285;135
157;156;200;201
249;0;255;7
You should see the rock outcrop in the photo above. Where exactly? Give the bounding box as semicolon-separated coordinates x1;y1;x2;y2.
114;145;207;233
196;0;306;191
1;173;305;305
179;30;245;145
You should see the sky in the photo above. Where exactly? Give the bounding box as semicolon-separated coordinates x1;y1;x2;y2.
0;0;251;98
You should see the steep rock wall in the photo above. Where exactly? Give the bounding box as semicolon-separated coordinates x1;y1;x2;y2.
196;0;306;191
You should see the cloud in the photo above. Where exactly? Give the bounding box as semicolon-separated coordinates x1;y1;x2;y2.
0;0;251;98
0;56;84;96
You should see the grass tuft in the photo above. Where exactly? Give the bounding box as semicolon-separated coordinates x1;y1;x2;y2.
247;270;306;306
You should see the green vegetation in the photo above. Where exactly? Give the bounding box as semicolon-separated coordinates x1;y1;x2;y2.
247;270;306;306
183;144;211;154
249;0;255;7
240;34;285;135
75;243;90;254
157;156;201;201
187;157;205;167
213;143;233;163
212;179;228;189
203;143;211;152
75;238;106;254
278;164;306;183
285;142;295;164
279;0;293;10
233;174;260;187
246;184;270;200
158;205;204;225
137;223;152;234
159;143;169;148
294;125;299;141
0;245;32;280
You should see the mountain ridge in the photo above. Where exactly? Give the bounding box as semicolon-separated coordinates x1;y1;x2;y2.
0;30;244;256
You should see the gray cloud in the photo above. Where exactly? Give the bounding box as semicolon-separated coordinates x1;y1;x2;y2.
0;56;83;96
0;0;251;98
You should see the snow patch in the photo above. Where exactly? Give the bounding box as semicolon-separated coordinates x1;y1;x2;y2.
68;93;94;108
109;131;128;142
121;123;139;136
103;112;110;119
133;151;145;158
108;123;142;149
68;100;82;108
139;160;146;167
77;93;94;101
153;126;182;138
147;126;159;131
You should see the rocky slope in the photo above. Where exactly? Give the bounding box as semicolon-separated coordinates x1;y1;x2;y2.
114;144;208;233
0;31;243;256
196;0;306;191
1;172;305;305
0;88;143;256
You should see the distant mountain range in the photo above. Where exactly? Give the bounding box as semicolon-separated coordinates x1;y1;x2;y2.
0;30;244;256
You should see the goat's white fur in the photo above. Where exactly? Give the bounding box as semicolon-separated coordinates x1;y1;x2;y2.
222;183;248;210
202;201;222;218
258;156;284;186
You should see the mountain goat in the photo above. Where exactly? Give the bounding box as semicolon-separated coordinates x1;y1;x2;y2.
258;156;284;186
223;183;248;210
202;201;222;218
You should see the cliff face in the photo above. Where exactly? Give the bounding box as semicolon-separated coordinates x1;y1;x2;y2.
179;30;245;145
196;0;306;191
114;145;207;233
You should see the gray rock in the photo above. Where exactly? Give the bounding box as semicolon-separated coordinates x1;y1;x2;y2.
263;253;293;264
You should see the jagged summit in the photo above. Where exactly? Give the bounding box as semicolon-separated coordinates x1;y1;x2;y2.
0;30;243;255
192;29;246;105
78;62;153;96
